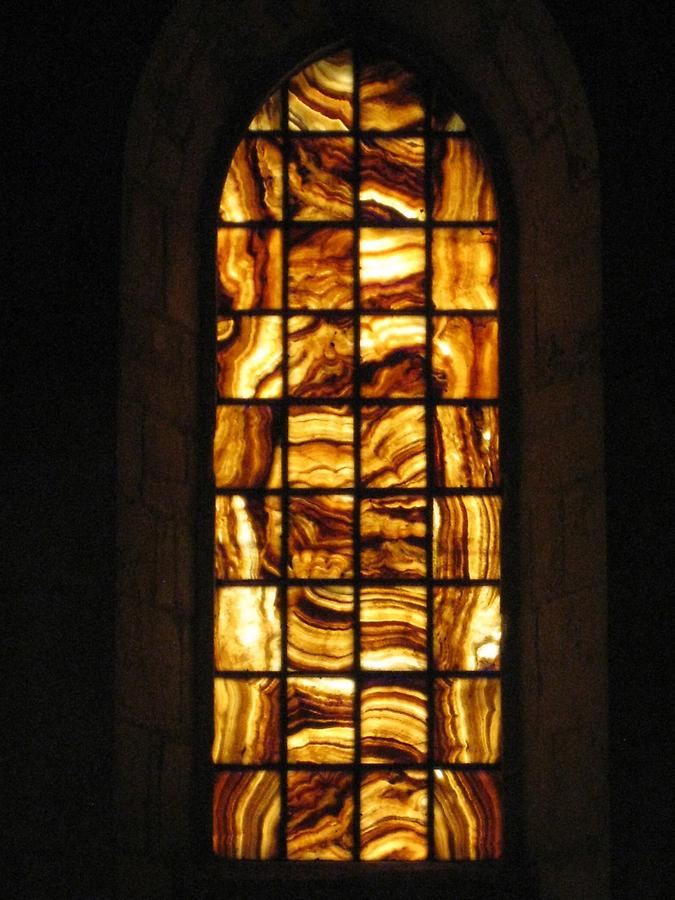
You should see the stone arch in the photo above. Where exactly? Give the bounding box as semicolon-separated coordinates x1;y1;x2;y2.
117;2;606;896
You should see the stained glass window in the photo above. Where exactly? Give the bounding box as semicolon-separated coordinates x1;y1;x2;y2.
212;49;502;861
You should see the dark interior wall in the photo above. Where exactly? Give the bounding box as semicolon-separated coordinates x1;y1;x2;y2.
4;1;670;897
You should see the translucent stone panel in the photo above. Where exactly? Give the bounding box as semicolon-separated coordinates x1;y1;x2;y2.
214;586;281;670
434;770;502;860
288;51;353;132
432;316;498;399
431;228;498;310
213;405;281;488
213;771;280;859
220;138;283;221
287;677;354;763
433;405;500;488
361;495;426;579
288;228;353;309
361;679;427;763
287;585;353;671
360;137;425;222
434;678;501;763
288;138;353;220
214;495;281;580
287;770;353;860
360;58;425;131
433;586;501;671
288;315;354;398
217;316;283;398
433;496;501;579
288;405;354;488
431;105;467;132
212;678;280;763
360;770;427;861
248;91;281;130
360;229;425;310
360;585;427;670
431;138;497;221
217;227;282;311
360;405;426;489
360;315;426;397
288;495;353;578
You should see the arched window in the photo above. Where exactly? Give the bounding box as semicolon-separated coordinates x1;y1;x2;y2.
211;48;502;862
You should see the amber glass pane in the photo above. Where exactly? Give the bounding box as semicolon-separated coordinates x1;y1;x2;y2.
361;679;427;763
214;586;281;670
433;586;501;671
288;405;354;488
213;771;280;858
433;405;500;488
287;771;354;859
220;138;283;221
360;314;426;397
213;405;280;488
434;678;501;763
361;585;427;670
288;138;353;220
360;495;426;579
212;678;280;763
287;677;354;763
214;495;281;580
288;228;353;309
287;585;354;671
431;138;496;221
360;404;426;488
434;770;502;859
288;495;353;578
217;227;282;311
217;316;283;398
432;316;498;399
431;103;467;132
431;228;498;310
288;315;354;397
248;91;281;130
360;137;425;222
433;496;501;579
289;51;353;131
360;770;427;860
360;228;425;310
360;58;425;131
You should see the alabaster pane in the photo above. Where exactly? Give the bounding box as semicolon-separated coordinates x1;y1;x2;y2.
361;679;427;763
248;91;281;130
432;316;498;399
288;405;354;488
214;585;281;670
434;770;502;860
287;770;353;860
360;137;425;222
287;585;353;671
360;770;427;861
213;771;280;859
431;105;467;132
432;137;497;221
433;586;501;671
433;405;499;488
214;495;281;580
288;315;354;398
288;495;353;578
212;678;280;763
288;51;353;131
360;585;427;671
360;404;426;489
288;228;353;309
433;496;501;580
360;495;426;579
220;138;283;221
213;405;281;489
360;228;425;310
431;228;498;310
360;315;426;397
217;316;283;398
288;138;353;220
216;227;282;311
360;58;425;131
287;677;354;763
434;678;501;763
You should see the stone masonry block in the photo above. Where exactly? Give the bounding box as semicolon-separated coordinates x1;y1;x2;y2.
143;414;186;484
563;478;606;593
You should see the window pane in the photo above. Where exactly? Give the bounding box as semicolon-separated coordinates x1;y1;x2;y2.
360;137;425;222
220;138;283;221
287;585;354;672
434;677;501;763
214;495;281;580
288;405;354;488
214;585;281;670
288;227;353;309
288;137;354;220
360;770;427;860
217;227;282;311
287;677;355;763
360;585;427;670
288;51;353;131
433;586;501;671
360;495;426;579
360;314;426;397
431;137;496;221
360;58;425;131
287;770;354;859
431;227;498;310
433;770;502;860
433;405;500;488
217;316;283;398
360;228;425;310
361;404;426;488
288;315;354;397
288;495;353;578
213;405;281;488
433;496;501;579
212;678;280;763
432;315;499;399
213;771;280;859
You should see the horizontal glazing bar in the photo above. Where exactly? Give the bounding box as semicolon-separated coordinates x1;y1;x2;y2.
217;218;498;229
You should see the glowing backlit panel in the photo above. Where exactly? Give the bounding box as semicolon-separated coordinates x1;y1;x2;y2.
213;49;501;861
